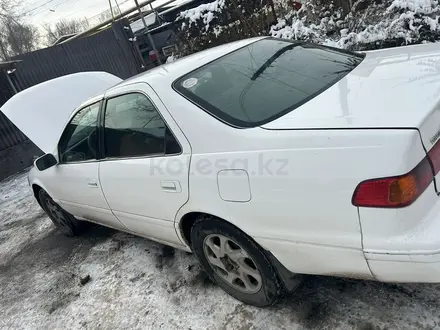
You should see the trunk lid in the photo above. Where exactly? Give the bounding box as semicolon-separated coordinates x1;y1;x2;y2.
262;42;440;153
0;72;122;154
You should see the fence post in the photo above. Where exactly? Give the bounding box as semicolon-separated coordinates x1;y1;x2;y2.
5;72;17;94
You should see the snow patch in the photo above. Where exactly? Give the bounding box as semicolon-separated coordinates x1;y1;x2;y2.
269;0;440;50
388;0;435;14
177;0;226;30
166;55;176;63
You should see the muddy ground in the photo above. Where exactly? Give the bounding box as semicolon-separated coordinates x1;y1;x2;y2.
1;171;440;329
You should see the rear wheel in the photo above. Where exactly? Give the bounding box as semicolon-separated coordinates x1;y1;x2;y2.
190;216;283;307
39;189;82;237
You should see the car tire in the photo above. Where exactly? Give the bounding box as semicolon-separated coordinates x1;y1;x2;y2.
39;189;83;237
190;215;283;307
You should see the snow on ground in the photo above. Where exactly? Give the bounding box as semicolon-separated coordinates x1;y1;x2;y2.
2;172;440;329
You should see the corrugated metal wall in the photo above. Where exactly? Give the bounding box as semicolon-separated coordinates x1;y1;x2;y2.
0;113;27;151
0;72;28;151
0;71;13;107
12;19;143;90
0;19;143;154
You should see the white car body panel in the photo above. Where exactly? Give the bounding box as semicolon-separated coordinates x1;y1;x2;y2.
32;161;129;232
11;38;440;283
98;82;192;247
262;42;440;186
169;126;426;278
262;42;440;133
0;72;122;154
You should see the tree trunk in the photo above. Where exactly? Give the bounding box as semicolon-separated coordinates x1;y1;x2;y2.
317;0;352;14
335;0;352;14
0;39;9;60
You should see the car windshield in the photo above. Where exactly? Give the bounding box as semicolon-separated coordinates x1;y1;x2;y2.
174;38;364;128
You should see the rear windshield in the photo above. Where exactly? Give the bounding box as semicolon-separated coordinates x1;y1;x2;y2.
174;38;364;128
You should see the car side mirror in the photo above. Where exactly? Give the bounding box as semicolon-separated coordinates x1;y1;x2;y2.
35;154;58;171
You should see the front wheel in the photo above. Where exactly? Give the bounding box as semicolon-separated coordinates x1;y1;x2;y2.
191;216;283;307
39;189;83;237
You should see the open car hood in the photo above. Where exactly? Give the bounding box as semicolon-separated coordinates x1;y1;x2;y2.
1;72;122;154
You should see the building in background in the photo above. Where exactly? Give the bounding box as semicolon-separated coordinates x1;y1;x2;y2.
129;0;212;65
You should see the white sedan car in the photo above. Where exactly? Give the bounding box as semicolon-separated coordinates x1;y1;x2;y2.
3;37;440;307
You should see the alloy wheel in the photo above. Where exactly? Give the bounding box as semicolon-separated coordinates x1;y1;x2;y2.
45;199;69;229
203;234;262;294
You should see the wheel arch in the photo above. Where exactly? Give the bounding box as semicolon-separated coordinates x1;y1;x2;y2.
179;212;214;247
30;180;51;208
32;183;44;207
179;211;302;293
178;211;247;247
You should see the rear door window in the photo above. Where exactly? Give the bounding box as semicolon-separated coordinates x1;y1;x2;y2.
103;93;181;158
174;38;364;128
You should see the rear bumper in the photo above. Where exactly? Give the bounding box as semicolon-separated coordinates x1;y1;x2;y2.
366;252;440;283
363;186;440;283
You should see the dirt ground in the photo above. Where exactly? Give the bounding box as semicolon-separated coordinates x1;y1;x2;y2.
1;172;440;330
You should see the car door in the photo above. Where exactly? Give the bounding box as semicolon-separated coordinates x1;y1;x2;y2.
41;101;128;231
98;83;191;247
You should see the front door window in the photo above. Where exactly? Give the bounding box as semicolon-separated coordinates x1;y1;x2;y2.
58;103;100;163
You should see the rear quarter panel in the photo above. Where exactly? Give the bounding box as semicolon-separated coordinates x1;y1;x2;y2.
153;81;426;277
179;128;425;276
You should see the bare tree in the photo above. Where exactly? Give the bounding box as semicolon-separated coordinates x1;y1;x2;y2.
0;0;16;21
42;18;90;46
0;0;40;60
5;19;39;55
99;7;122;23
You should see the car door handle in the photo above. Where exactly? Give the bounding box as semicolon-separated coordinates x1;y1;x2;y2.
88;181;98;188
161;180;181;193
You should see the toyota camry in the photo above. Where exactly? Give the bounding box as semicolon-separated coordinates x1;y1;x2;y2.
3;37;440;307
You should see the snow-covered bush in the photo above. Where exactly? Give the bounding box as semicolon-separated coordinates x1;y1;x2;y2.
271;0;440;50
173;0;440;57
175;0;275;55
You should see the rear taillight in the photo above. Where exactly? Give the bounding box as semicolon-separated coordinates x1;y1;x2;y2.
353;138;440;208
428;140;440;175
352;158;433;208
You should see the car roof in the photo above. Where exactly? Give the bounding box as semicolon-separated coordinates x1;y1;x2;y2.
77;37;266;110
110;37;266;91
